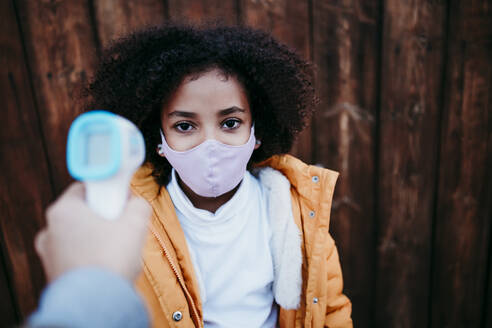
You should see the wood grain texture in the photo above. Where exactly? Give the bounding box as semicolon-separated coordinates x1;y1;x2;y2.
0;0;55;318
93;0;168;48
430;1;492;327
311;1;380;326
1;0;491;325
168;0;238;25
0;244;18;325
15;0;99;194
486;239;492;328
375;1;447;327
241;0;312;163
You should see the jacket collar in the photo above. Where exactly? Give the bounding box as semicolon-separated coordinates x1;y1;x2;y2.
131;154;339;312
131;154;339;211
253;166;302;309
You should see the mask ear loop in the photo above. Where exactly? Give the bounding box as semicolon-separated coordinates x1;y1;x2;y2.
157;129;165;156
252;123;261;146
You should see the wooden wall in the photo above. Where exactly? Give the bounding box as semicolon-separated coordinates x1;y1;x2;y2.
1;0;491;327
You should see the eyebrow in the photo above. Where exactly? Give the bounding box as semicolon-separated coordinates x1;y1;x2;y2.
167;111;197;118
167;106;246;118
218;106;246;116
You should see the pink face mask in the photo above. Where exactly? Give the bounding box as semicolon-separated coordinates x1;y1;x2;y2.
158;126;256;197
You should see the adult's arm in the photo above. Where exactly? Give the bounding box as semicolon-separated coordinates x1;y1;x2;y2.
29;268;149;328
28;182;151;327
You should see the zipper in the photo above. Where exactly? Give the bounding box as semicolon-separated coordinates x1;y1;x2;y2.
150;226;202;327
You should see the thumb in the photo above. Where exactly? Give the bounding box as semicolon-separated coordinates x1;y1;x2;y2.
119;196;151;230
34;230;48;259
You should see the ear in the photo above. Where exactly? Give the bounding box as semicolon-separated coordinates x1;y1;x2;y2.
254;140;261;150
156;144;165;157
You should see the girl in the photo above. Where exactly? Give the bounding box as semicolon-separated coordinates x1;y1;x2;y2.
82;23;352;328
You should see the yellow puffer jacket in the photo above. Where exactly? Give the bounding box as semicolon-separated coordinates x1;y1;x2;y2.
131;154;353;328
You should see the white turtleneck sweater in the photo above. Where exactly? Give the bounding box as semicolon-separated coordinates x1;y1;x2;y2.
167;169;277;328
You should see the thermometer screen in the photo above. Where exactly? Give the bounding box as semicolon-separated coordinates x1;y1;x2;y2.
86;132;111;166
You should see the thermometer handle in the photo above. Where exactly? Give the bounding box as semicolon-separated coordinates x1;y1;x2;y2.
85;171;132;220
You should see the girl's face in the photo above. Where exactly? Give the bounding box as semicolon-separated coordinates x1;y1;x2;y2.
161;68;256;152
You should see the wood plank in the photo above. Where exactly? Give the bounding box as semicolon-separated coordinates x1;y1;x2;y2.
241;0;312;163
15;0;99;194
0;0;55;318
375;1;447;327
430;1;492;327
311;1;380;326
0;244;18;325
168;0;238;25
486;237;492;328
93;0;168;49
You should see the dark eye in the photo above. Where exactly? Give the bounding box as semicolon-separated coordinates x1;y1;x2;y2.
175;122;194;132
222;119;240;130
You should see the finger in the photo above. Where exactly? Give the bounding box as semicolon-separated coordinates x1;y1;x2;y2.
34;230;48;258
46;182;84;214
119;197;151;229
60;182;85;201
46;182;88;225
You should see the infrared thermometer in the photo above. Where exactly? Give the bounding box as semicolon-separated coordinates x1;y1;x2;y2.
67;111;145;220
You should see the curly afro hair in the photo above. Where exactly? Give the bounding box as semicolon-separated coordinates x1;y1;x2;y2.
81;22;316;187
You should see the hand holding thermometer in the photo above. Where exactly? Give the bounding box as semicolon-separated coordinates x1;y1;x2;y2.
67;111;145;220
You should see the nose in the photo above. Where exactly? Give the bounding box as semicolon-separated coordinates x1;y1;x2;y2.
202;126;219;141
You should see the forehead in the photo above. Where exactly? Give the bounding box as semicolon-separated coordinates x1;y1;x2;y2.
162;69;250;115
